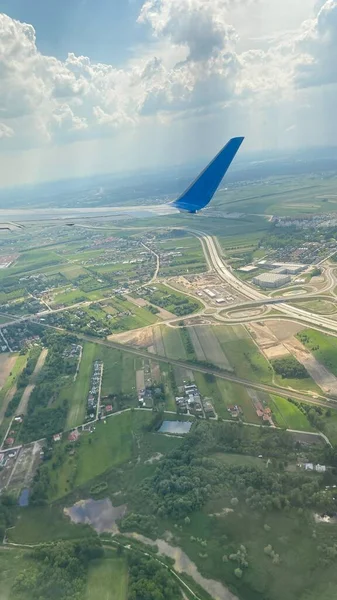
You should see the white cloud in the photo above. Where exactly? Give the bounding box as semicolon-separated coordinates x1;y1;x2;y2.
0;0;336;160
296;0;337;87
0;122;14;139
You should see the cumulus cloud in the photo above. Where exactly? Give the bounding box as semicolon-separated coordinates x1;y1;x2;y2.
296;0;337;87
0;0;336;153
138;0;237;62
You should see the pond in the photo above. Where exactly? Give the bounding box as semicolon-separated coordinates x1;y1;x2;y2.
18;488;29;507
64;498;126;533
158;420;192;435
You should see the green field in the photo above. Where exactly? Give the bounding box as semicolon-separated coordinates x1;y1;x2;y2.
0;353;27;440
161;326;187;360
213;325;272;383
297;329;337;377
94;345;137;397
65;342;97;429
53;288;90;306
48;410;152;500
86;557;128;600
269;396;314;431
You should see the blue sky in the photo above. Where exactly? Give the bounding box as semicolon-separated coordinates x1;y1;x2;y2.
1;0;144;64
0;0;336;187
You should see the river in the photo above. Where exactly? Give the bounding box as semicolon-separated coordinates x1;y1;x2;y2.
125;532;239;600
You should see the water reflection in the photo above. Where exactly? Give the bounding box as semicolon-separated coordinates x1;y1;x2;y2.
64;498;126;533
159;421;192;434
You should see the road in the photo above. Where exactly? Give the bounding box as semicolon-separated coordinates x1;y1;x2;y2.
192;231;337;334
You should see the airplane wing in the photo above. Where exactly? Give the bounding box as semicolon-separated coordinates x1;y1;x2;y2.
0;136;244;229
171;136;244;213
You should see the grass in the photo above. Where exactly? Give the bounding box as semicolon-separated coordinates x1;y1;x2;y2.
268;396;314;431
189;326;232;371
214;327;272;383
94;345;137;398
65;342;97;429
8;505;94;544
297;329;337;377
161;326;187;360
0;549;30;598
48;410;152;501
0;353;27;419
53;288;90;306
212;452;266;469
85;557;128;600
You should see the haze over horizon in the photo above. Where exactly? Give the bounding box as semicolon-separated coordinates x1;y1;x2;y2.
0;0;336;187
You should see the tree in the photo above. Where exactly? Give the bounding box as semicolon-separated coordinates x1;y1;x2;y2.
234;568;243;579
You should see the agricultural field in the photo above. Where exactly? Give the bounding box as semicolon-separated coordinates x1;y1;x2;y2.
268;396;314;431
86;557;128;600
214;173;337;216
297;329;337;377
189;326;232;371
213;325;272;383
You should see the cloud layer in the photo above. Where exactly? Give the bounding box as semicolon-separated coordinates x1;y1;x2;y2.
0;0;336;152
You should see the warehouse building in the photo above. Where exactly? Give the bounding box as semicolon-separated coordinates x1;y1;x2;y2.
252;273;291;289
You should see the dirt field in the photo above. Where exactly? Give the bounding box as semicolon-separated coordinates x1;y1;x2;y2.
136;369;145;391
108;326;154;347
150;361;161;382
248;322;280;349
16;348;48;415
266;320;305;341
264;344;290;359
0;354;17;388
6;440;43;495
284;337;337;396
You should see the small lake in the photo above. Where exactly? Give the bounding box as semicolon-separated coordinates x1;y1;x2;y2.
64;498;126;533
159;421;192;435
18;488;29;507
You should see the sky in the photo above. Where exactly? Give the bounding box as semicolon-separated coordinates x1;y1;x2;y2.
0;0;337;187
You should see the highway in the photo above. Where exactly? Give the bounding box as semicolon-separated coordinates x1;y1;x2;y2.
192;231;337;334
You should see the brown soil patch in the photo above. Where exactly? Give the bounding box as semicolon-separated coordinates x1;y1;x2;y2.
247;322;279;348
0;354;17;388
108;326;154;347
266;320;305;342
150;361;161;382
264;344;290;359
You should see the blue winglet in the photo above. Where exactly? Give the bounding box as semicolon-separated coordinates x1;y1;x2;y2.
171;136;244;213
